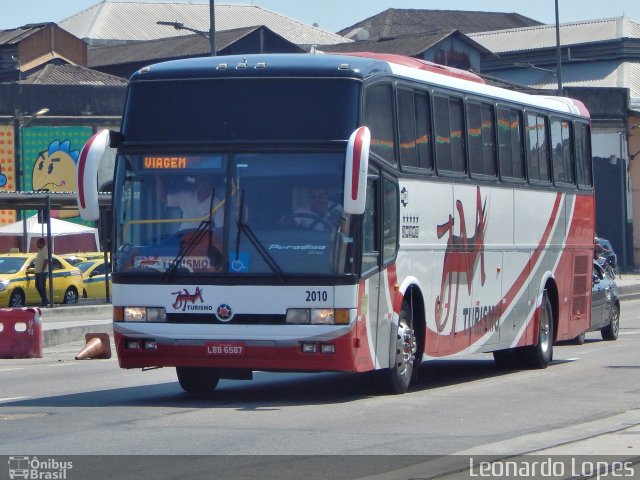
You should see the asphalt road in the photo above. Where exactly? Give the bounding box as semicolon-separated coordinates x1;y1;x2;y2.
1;298;639;479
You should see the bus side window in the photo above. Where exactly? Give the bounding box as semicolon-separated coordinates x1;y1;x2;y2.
497;108;525;180
551;118;575;186
434;95;465;175
382;176;399;264
364;83;396;166
362;178;379;274
576;123;593;188
526;113;551;184
468;102;496;178
398;88;433;172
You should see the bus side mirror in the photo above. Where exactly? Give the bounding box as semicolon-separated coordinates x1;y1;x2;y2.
77;129;112;221
343;126;370;215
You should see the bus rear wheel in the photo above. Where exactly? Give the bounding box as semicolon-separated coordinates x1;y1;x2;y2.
176;367;220;393
378;304;416;394
521;291;554;369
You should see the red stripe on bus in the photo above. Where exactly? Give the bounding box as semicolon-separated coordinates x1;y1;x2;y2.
352;128;364;200
77;133;98;209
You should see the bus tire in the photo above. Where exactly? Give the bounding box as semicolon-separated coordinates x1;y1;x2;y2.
176;367;220;393
378;304;416;394
492;348;517;369
601;304;620;341
521;291;554;369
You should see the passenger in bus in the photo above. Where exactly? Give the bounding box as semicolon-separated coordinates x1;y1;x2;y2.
282;186;344;231
157;175;224;231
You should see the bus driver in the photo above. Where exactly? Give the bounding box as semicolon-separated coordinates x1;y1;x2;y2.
284;186;344;231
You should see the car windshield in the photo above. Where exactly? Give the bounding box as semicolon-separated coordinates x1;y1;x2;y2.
113;152;356;277
0;257;27;274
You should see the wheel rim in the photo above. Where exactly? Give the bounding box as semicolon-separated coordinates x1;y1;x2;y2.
10;292;24;307
611;306;620;336
539;305;551;354
396;320;416;377
65;290;77;304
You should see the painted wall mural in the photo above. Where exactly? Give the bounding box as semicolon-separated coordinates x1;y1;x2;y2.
21;125;94;223
0;126;16;224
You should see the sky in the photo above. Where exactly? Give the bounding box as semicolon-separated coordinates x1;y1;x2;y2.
0;0;639;32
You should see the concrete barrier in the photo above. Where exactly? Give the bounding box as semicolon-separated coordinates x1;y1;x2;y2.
0;307;43;358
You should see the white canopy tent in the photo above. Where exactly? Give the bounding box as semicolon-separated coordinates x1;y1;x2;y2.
0;215;100;254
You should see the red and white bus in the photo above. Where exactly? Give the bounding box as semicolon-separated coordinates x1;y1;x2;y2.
78;52;594;394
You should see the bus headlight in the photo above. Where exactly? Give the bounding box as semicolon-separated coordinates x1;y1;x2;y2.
123;307;167;322
311;309;334;324
286;308;352;325
286;309;309;324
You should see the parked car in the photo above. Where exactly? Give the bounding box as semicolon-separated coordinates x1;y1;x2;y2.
61;251;107;266
0;253;83;307
76;259;111;299
574;261;620;344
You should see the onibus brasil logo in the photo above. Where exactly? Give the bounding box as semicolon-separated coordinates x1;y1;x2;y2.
8;456;73;479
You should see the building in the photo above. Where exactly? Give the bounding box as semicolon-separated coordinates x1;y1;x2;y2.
337;8;542;40
59;1;350;48
89;25;305;79
469;17;640;269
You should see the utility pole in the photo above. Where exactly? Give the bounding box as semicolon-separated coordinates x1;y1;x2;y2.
555;0;563;96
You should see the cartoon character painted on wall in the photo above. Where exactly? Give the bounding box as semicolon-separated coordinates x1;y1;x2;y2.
31;140;80;218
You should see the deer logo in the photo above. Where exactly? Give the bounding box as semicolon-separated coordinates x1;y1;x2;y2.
434;187;487;336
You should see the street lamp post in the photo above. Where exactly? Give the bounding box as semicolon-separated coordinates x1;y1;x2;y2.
209;0;216;57
157;0;216;56
554;0;563;96
18;107;49;252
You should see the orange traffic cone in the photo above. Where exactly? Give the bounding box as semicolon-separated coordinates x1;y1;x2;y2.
75;333;112;360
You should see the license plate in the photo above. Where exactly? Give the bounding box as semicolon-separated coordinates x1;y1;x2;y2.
206;342;245;356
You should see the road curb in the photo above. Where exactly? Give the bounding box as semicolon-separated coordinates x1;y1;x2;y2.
44;322;112;348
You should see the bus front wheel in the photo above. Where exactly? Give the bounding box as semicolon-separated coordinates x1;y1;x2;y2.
176;367;220;393
378;304;416;394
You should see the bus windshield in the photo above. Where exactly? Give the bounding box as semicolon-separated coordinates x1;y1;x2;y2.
113;152;355;277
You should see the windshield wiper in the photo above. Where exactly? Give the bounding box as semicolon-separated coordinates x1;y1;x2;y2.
235;189;285;281
163;188;219;281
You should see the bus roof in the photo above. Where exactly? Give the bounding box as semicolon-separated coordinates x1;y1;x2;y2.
130;52;589;119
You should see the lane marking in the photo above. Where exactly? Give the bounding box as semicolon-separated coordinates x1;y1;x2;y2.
0;368;23;373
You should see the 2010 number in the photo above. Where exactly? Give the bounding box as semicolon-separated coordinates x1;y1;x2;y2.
306;290;328;302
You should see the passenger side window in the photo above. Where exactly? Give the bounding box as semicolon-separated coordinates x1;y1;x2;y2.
468;102;497;177
526;113;550;183
364;83;396;166
398;88;433;171
497;108;525;180
551;118;575;185
362;177;379;274
382;176;399;264
434;95;466;174
575;123;593;188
